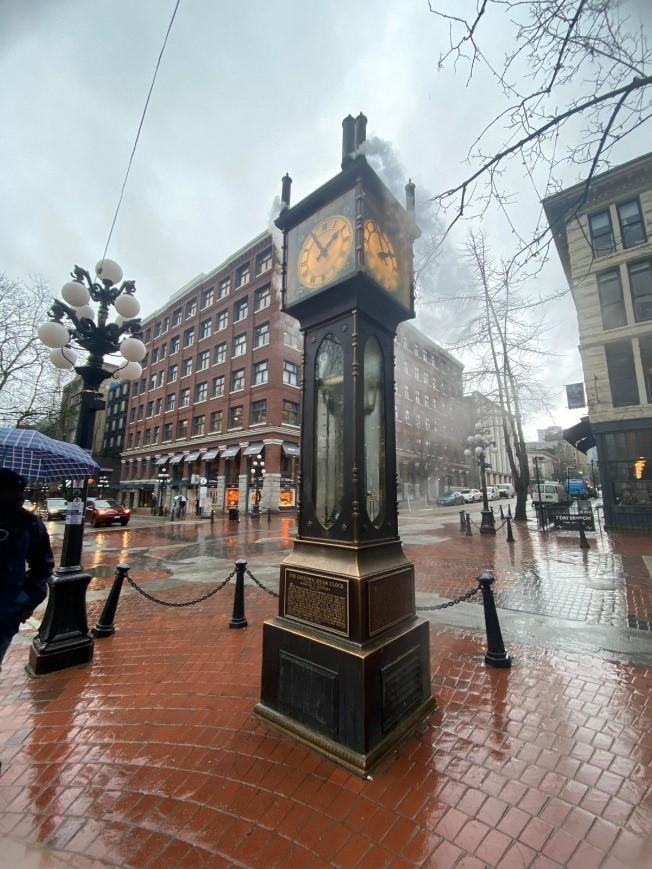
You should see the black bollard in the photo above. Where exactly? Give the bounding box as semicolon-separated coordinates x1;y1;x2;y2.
499;504;504;520
506;516;515;543
92;563;130;638
267;508;272;524
459;509;466;532
229;559;248;629
507;504;512;518
579;527;590;549
477;571;511;668
465;513;473;536
210;509;215;525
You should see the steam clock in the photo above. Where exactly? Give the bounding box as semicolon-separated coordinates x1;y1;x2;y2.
255;115;434;774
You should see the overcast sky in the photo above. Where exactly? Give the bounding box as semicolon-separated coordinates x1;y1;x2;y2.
1;0;650;439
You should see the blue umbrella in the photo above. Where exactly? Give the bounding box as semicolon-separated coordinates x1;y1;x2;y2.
0;428;100;481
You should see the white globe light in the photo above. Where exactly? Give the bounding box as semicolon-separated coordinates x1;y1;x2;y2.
464;448;472;457
38;320;69;349
120;336;147;362
114;293;140;318
114;314;125;327
475;446;483;456
116;360;142;381
466;435;474;444
95;259;123;285
61;280;90;307
76;305;95;322
50;347;76;370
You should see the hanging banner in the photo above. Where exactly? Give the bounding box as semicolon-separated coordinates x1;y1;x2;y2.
566;383;586;409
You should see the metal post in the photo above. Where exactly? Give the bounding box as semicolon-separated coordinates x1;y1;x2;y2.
229;559;248;629
465;513;472;536
499;504;504;520
210;508;215;525
506;516;515;543
479;453;496;535
507;504;512;518
579;527;590;549
459;509;466;532
477;571;511;668
267;508;272;523
92;564;130;638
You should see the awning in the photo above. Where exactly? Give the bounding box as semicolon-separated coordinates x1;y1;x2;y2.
184;451;202;462
243;442;264;456
563;417;596;455
155;455;170;467
282;442;300;457
221;445;240;459
202;448;219;461
169;454;185;465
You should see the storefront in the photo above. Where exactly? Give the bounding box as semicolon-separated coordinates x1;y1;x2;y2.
593;420;652;530
222;445;241;511
280;441;300;510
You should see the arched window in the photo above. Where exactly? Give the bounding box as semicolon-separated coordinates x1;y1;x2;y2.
314;335;344;528
364;337;385;527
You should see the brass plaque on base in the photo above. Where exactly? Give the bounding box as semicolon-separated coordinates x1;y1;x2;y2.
284;569;349;637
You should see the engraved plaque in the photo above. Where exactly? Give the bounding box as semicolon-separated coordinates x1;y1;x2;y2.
368;568;414;636
279;651;339;738
284;569;349;636
381;646;422;733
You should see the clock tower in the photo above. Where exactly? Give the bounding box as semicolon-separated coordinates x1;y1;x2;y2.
255;114;434;775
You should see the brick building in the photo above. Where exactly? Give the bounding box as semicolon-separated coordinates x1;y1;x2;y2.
120;231;302;513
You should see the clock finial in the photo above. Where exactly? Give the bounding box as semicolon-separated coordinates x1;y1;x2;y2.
354;113;367;152
405;178;416;215
341;115;356;168
281;173;292;210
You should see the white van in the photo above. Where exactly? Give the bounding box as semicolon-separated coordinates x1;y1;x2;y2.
531;482;569;505
497;484;515;499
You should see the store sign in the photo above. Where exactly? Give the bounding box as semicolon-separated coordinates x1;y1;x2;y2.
279;488;296;508
566;383;586;409
225;488;239;508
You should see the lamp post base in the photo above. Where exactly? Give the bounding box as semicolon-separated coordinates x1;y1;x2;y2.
480;509;496;534
26;568;94;676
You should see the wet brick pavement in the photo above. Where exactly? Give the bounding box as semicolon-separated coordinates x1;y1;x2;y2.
0;506;651;867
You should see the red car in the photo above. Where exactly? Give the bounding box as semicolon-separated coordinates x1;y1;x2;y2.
85;498;131;527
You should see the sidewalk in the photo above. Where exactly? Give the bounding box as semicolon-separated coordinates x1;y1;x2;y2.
0;514;650;867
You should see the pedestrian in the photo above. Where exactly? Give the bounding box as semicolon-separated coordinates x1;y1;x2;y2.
195;497;201;517
172;494;179;520
0;469;54;668
150;494;158;515
179;494;187;518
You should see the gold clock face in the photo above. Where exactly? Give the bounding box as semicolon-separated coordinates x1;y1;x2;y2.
297;214;354;290
364;219;400;292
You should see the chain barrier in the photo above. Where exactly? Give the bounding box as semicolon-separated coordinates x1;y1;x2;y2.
245;567;279;598
416;586;480;611
467;515;508;532
126;569;236;608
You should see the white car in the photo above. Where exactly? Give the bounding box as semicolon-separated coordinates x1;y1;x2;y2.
486;486;500;501
459;488;482;503
497;484;515;499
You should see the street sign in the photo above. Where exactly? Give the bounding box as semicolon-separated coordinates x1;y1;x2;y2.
566;383;586;409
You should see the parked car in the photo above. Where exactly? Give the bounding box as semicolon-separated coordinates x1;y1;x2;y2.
486;486;500;501
438;491;465;507
45;498;69;519
532;482;570;505
497;484;515;499
85;498;131;527
459;488;482;503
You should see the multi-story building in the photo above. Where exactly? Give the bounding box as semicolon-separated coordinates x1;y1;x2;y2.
394;321;468;501
120;231;302;513
463;392;514;489
543;152;652;528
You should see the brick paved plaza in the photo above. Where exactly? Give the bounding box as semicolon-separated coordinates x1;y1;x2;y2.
0;506;650;867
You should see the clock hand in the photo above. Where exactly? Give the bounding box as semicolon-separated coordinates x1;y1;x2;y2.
310;231;328;258
316;229;340;260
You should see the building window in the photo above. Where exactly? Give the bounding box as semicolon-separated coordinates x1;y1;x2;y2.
282;399;299;425
228;405;243;429
233;333;247;357
155;397;162;415
234;297;248;322
137;404;144;421
230;368;245;392
254;285;271;311
209;410;222;432
214;342;226;364
163;422;173;441
162;316;169;333
181;358;193;377
236;263;250;287
179;387;190;408
250;399;267;425
183;327;195;348
253;321;270;348
201;287;214;309
127;433;133;448
256;248;272;275
629;260;652;323
168;363;178;383
639;335;652;404
152;426;160;444
589;209;615;258
153;322;161;339
148;375;156;391
144;428;151;445
151;347;158;364
283;360;299;386
197;349;210;370
415;391;421;405
404;386;410;400
172;307;182;327
605;340;640;407
253;359;268;385
135;431;141;446
159;343;167;359
199;318;212;340
617;199;646;249
146;400;154;417
405;409;410;424
185;298;197;319
129;407;136;423
216;309;228;331
177;419;188;439
194;381;208;402
597;269;627;330
170;335;180;354
218;277;230;299
284;327;301;349
212;375;225;397
192;414;205;436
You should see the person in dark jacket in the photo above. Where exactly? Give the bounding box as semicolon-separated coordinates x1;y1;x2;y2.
0;469;54;667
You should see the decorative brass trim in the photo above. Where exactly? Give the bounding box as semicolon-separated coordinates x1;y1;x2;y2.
283;572;350;638
367;567;415;637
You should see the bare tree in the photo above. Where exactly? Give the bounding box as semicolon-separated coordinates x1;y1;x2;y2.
428;0;652;261
0;274;72;430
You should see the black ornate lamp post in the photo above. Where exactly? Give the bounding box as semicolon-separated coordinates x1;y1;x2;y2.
96;473;110;496
29;259;145;675
157;465;170;515
249;454;265;516
464;422;497;534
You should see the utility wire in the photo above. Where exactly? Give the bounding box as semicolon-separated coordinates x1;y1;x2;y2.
101;0;182;265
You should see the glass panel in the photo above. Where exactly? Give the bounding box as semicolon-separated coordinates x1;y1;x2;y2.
639;335;652;404
629;261;652;322
605;341;640;407
618;200;646;248
597;270;627;329
589;210;614;257
314;335;344;528
364;337;385;526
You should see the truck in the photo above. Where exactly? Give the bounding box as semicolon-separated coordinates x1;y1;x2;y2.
566;478;589;499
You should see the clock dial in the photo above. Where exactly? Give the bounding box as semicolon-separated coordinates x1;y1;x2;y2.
364;220;400;292
297;214;354;290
